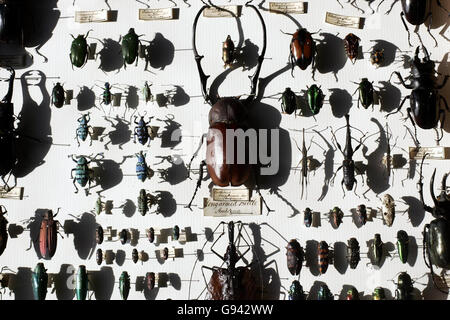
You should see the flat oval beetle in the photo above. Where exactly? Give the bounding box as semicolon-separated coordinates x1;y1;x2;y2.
32;263;48;300
306;84;325;115
162;247;169;260
286;239;304;276
288;280;305;300
284;28;317;75
353;78;374;109
52;83;65;108
347;237;360;269
119;271;130;300
279;87;297;115
70;30;91;69
121;28;142;68
344;33;360;64
397;230;409;264
96;248;103;265
0;205;8;256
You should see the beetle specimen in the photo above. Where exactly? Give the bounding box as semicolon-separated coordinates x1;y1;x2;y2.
344;33;360;64
306;84;325;116
76;113;92;147
136;151;154;182
330;206;344;228
386;0;450;46
69;154;103;194
119;229;128;245
134;115;152;146
330;114;366;196
0;205;8;256
222;35;235;68
288;280;305;300
304;207;313;227
356;204;367;225
418;154;450;292
142;81;153;103
162;247;169;260
353;78;374;109
286;239;304;276
346;287;359;300
394;272;414;300
70;30;92;69
347;237;361;269
76;265;89;301
120;28;143;69
282;28;318;76
32;263;48;300
381;193;395;226
119;271;130;300
131;248;140;264
279;87;297;115
100;82;113;106
146;272;156;291
370;48;385;68
51;83;65;108
397;230;409;264
173;225;180;241
137;189;159;216
95;248;116;266
370;233;383;267
293;128;316;199
386;46;449;143
318;241;331;275
317;283;333;300
96;225;104;245
147;227;155;243
37;209;62;259
372;287;386;300
186;3;270;213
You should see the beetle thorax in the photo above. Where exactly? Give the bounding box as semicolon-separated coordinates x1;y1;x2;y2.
209;97;247;126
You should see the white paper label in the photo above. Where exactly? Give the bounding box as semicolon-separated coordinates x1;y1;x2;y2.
409;147;450;160
269;2;305;14
203;5;241;18
0;187;24;200
325;12;363;29
178;233;187;242
75;10;111;23
139;8;174;20
203;196;261;216
212;188;250;201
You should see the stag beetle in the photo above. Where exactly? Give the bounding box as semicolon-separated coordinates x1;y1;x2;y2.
0;205;8;256
134;115;152;146
186;3;270;213
418;154;450;293
386;0;449;47
76;113;92;147
387;46;449;143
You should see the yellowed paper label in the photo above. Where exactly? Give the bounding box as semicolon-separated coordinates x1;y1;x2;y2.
212;188;250;201
325;12;363;29
203;5;241;18
75;10;111;23
0;187;24;200
269;2;305;14
139;8;174;20
203;196;261;216
409;147;450;160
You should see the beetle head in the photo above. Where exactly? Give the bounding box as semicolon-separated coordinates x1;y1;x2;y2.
105;82;111;89
128;28;136;35
412;46;435;77
78;157;88;165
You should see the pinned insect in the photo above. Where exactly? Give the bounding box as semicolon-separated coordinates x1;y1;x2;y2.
279;87;297;115
282;28;319;76
222;35;235;68
136;151;154;182
380;193;395;227
397;230;409;264
346;287;359;300
36;209;63;259
70;30;92;69
329;206;344;228
75;265;89;301
51;83;66;108
372;287;386;300
288;280;305;300
370;48;385;68
306;84;325;116
394;272;415;300
173;225;180;241
370;233;384;267
120;28;144;69
69;153;103;194
286;239;304;276
344;33;360;64
142;81;153;103
304;207;313;227
75;113;92;147
137;189;159;216
317;283;333;300
0;205;8;256
356;204;367;226
347;237;361;269
119;271;131;300
318;241;332;275
147;227;155;243
353;78;374;109
134;115;152;146
100;82;113;106
32;263;48;300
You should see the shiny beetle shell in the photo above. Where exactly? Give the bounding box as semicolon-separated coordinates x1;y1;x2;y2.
396;230;409;264
371;233;383;266
222;35;235;68
70;33;90;68
330;207;344;228
357;204;367;225
52;83;65;108
346;287;359;300
317;284;333;300
347;237;360;269
96;249;103;265
76;265;88;301
142;81;153;103
318;241;330;275
146;272;156;290
147;227;155;243
132;248;139;264
304;207;313;227
306;84;325;115
173;225;180;241
288;280;305;300
119;271;130;300
373;287;386;300
162;247;169;260
286;239;304;276
280;87;297;115
290;28;315;70
119;229;128;245
121;28;140;65
39;210;58;259
32;263;48;300
381;194;395;227
96;225;104;245
357;78;374;109
344;33;360;63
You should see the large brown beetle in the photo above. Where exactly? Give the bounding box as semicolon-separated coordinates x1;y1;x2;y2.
186;2;270;212
282;28;318;76
418;154;450;293
38;209;63;259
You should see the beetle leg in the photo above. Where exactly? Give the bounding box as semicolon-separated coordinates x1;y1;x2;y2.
350;0;364;13
73;178;79;193
386;95;409;118
400;11;412;47
186;160;206;210
406;107;420;145
424;12;438;47
436;76;449;90
336;0;344;8
341;179;346;198
253;166;273;214
331;165;343;185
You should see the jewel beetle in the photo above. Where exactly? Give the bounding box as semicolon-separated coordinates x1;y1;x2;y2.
173;225;180;241
317;283;333;300
279;87;297;115
318;241;330;275
286;239;304;276
396;230;409;264
306;84;325;115
119;271;130;300
146;272;156;290
288;280;305;300
330;206;344;228
371;233;383;266
347;237;360;269
121;28;143;68
76;265;88;301
344;33;360;64
70;30;91;69
52;83;65;108
32;263;48;300
304;207;313;227
0;205;8;256
373;287;386;300
353;78;374;109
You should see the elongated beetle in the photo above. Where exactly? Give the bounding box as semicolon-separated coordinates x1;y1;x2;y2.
173;225;180;241
137;189;159;216
147;227;155;243
304;207;313;227
330;206;344;228
76;113;92;147
289;280;305;300
70;30;92;69
0;205;7;256
222;35;235;68
353;78;374;109
136;151;154;182
37;209;62;259
119;271;130;300
121;28;143;69
96;225;104;244
306;84;325;115
344;33;360;64
394;272;414;300
76;265;88;300
317;283;333;300
100;82;113;106
397;230;409;264
372;287;386;300
279;87;297;115
381;193;395;226
370;233;383;266
52;83;65;108
131;249;139;264
318;241;331;275
347;237;361;269
418;154;450;292
119;229;128;245
32;263;48;300
186;3;270;213
357;204;367;225
387;46;449;143
286;239;304;276
134;115;152;146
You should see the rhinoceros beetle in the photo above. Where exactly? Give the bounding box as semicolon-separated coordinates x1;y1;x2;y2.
418;154;450;293
386;46;448;143
186;2;270;213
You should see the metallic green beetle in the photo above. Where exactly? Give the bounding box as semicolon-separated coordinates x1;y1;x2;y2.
119;271;130;300
353;78;374;109
76;265;88;300
142;81;153;103
94;196;105;215
306;84;325;115
396;230;409;264
372;287;386;300
32;263;48;300
70;30;91;69
121;28;142;68
279;87;297;115
288;280;305;300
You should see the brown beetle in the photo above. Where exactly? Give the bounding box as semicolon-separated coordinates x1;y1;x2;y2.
39;209;61;259
344;33;360;64
162;247;169;260
147;227;155;243
186;3;270;213
283;28;317;76
286;239;304;276
222;35;235;68
96;248;103;265
146;272;155;290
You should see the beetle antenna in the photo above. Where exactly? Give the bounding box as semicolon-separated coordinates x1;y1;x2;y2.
280;30;294;36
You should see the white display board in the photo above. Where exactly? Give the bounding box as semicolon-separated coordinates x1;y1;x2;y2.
0;0;449;300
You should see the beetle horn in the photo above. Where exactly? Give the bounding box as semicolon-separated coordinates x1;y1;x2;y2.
430;168;438;206
414;46;420;62
246;3;267;103
422;46;430;61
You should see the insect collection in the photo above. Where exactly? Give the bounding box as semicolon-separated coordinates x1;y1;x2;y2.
0;0;448;300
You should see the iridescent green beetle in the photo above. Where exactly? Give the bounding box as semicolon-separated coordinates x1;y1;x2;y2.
396;230;409;264
372;287;386;300
76;265;88;300
31;263;48;300
279;87;297;115
306;84;325;115
119;271;130;300
70;31;91;69
288;280;305;300
94;196;105;215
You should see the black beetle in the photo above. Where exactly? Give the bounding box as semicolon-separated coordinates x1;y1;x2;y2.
0;205;8;256
51;83;65;108
96;225;103;245
147;227;155;243
131;249;139;264
347;237;360;269
173;225;180;241
96;248;103;265
371;233;383;266
353;78;374;109
304;207;313;227
119;229;128;245
70;30;92;69
279;87;297;115
387;46;449;143
286;239;304;276
397;230;409;264
394;272;414;300
288;280;305;300
357;204;367;225
121;28;143;69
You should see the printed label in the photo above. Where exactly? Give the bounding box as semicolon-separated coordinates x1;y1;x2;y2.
203;196;261;216
75;10;111;23
203;5;241;18
409;147;450;160
139;8;174;20
0;187;24;200
212;188;250;201
325;12;363;29
269;2;306;14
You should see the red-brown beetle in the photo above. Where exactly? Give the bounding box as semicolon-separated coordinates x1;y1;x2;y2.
186;3;270;212
344;33;360;64
282;28;318;76
38;209;62;259
222;35;235;68
286;239;304;276
146;272;155;290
